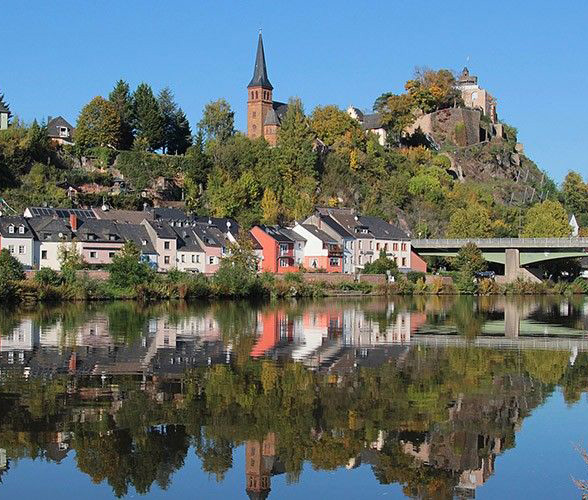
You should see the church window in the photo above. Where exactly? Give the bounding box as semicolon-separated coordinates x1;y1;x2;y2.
251;91;254;100
255;91;258;99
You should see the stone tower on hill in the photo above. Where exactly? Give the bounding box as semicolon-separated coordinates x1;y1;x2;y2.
247;33;287;146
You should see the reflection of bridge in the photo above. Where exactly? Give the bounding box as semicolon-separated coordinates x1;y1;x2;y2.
412;238;588;281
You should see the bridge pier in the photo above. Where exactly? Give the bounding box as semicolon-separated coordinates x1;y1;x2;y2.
504;248;541;283
504;301;520;338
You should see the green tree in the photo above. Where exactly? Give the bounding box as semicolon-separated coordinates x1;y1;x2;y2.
198;99;235;143
75;96;122;152
184;131;210;212
562;171;588;227
108;79;135;149
363;249;399;276
452;243;487;293
446;203;493;238
522;200;570;237
260;188;279;224
58;242;84;283
157;87;191;154
109;241;153;289
379;93;415;145
133;83;164;151
0;248;25;280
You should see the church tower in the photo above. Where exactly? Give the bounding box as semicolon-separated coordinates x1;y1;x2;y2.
247;33;274;142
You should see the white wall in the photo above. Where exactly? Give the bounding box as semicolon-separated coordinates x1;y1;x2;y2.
176;251;206;273
1;236;35;269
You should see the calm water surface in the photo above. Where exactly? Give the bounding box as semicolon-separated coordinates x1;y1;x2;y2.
0;296;587;499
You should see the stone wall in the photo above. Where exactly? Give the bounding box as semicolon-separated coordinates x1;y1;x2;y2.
405;108;482;147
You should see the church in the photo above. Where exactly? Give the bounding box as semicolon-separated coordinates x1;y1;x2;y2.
246;33;287;146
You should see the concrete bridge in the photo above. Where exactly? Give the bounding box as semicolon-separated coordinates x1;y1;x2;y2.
412;238;588;281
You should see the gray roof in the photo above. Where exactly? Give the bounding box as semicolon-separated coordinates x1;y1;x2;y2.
146;221;176;240
264;108;280;126
93;208;151;224
47;116;74;139
359;215;409;240
150;207;188;220
27;207;96;219
280;228;306;242
256;225;294;243
301;224;336;243
192;224;224;248
360;113;383;130
28;217;74;242
273;101;288;120
248;33;273;89
117;224;156;254
0;216;33;238
76;219;122;243
172;226;204;252
319;214;355;239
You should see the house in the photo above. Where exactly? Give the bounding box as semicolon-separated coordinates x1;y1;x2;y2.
291;223;342;272
278;228;306;267
171;225;206;273
28;216;75;270
47;116;75;146
117;223;158;269
0;217;36;269
191;223;225;273
303;212;355;273
74;217;124;265
142;220;177;271
250;225;299;273
347;107;387;146
360;215;412;270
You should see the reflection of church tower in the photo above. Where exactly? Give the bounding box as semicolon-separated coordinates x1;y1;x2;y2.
245;433;276;500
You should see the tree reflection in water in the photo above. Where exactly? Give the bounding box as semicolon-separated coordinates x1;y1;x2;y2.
0;296;587;497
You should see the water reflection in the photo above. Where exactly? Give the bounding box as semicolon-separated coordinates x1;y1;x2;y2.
0;296;587;498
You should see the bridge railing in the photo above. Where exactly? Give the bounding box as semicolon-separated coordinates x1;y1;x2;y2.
412;237;588;249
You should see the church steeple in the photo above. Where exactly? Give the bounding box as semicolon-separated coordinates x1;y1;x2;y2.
248;33;273;90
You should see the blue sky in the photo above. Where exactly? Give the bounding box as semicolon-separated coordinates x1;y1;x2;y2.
3;1;587;182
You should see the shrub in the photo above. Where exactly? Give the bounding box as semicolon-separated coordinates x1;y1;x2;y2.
109;241;154;289
34;267;62;286
406;271;426;284
478;278;499;295
413;277;428;294
363;249;399;277
0;248;25;281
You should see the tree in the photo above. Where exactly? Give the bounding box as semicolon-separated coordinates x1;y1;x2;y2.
58;242;84;283
108;79;135;149
157;88;191;154
379;94;415;145
452;243;487;294
0;248;25;281
109;241;153;288
198;99;234;143
363;249;399;276
446;203;493;238
310;105;365;152
562;171;588;227
184;131;210;212
522;200;570;237
75;96;122;152
260;188;279;224
133;83;164;151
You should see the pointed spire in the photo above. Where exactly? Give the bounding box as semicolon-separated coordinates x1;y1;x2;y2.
248;33;273;90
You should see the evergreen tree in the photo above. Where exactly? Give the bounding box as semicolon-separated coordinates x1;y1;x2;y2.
562;171;588;227
108;79;134;150
157;87;177;154
133;83;164;151
75;96;122;152
168;109;192;155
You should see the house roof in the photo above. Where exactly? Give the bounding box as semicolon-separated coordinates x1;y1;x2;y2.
280;227;306;242
172;226;204;252
0;216;33;238
319;214;355;239
256;225;294;243
359;215;409;240
47;116;74;138
26;207;96;219
264;108;280;126
300;224;336;243
76;219;122;243
248;33;273;89
360;113;383;130
150;207;188;220
192;224;224;248
28;217;74;242
93;208;152;224
117;224;156;254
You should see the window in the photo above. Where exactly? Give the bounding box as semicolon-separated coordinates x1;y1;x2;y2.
181;254;185;263
191;255;195;263
164;256;170;264
108;234;117;241
59;126;68;137
197;255;201;263
402;257;407;267
18;226;25;234
384;243;388;251
280;259;289;267
358;241;362;250
142;239;147;246
280;243;288;255
329;258;340;267
401;243;407;251
8;245;14;254
90;251;97;259
376;242;380;251
369;240;373;250
41;250;47;260
109;252;115;258
164;241;170;250
18;245;25;255
209;256;214;265
7;225;14;234
393;243;398;251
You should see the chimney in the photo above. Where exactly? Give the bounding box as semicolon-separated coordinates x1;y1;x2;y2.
70;214;78;231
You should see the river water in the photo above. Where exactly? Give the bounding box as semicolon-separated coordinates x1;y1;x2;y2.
0;296;587;499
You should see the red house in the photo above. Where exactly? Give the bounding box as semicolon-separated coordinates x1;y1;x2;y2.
250;225;300;273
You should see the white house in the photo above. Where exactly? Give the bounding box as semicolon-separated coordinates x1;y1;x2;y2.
0;217;37;269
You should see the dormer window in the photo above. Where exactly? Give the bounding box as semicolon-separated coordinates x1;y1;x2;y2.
142;239;147;246
43;232;51;240
59;126;69;137
108;234;117;241
18;225;25;234
87;233;97;241
8;224;14;234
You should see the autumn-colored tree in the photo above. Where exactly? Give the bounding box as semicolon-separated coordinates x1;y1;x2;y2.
378;93;415;145
522;200;570;237
446;203;493;238
75;96;122;151
260;188;279;224
310;105;365;153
